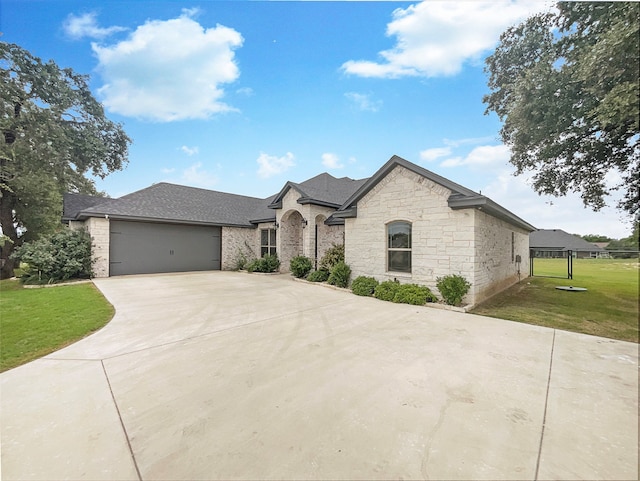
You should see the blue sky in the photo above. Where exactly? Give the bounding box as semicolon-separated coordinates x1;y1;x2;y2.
2;0;633;238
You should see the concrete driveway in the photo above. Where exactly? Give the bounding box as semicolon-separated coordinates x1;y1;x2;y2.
1;272;637;480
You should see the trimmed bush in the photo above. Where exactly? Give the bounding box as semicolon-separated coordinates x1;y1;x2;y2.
393;284;438;305
307;269;330;282
12;228;94;284
290;255;313;278
374;280;400;302
247;253;280;273
351;276;379;296
327;261;351;288
319;244;344;272
436;274;472;306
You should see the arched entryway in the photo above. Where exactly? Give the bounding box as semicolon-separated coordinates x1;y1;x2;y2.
279;210;304;272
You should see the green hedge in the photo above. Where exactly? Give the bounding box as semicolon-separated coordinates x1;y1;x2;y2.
12;229;93;284
351;276;379;296
290;256;313;278
327;261;351;288
247;253;280;273
436;274;471;306
307;269;330;282
374;280;437;305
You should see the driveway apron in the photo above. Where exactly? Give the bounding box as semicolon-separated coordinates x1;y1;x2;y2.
1;272;637;480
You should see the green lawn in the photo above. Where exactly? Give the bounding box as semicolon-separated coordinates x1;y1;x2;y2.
471;258;639;343
0;280;114;372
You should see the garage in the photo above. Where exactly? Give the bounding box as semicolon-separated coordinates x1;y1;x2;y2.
109;221;221;276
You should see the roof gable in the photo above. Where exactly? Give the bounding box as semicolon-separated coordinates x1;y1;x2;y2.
332;155;535;232
268;172;367;209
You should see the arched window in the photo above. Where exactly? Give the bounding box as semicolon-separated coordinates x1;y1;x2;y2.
387;221;411;273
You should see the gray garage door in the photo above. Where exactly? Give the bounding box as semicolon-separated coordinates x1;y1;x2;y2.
109;221;221;276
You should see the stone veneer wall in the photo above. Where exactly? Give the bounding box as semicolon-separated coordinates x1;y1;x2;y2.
315;215;344;266
221;226;259;270
276;188;340;272
345;164;532;306
82;217;110;278
472;210;530;304
345;165;476;301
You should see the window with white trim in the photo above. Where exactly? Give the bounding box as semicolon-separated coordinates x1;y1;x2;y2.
387;221;411;273
261;228;276;257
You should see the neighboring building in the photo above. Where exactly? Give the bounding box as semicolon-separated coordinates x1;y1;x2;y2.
64;155;535;305
529;229;607;258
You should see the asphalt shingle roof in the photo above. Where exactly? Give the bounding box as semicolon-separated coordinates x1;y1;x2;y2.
75;183;275;227
530;229;604;251
62;193;113;221
269;173;368;209
294;173;369;206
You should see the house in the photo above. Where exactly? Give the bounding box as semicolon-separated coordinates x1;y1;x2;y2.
64;155;535;305
529;229;607;258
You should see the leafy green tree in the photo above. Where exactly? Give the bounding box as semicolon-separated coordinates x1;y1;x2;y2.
484;2;639;218
0;42;130;278
581;234;612;243
606;222;640;252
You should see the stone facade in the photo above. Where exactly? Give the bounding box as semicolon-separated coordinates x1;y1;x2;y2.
276;188;343;272
83;217;110;278
472;210;530;304
221;226;258;270
344;165;528;306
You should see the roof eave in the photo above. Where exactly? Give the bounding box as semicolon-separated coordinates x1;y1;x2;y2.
448;195;536;232
335;154;479;215
76;212;256;228
297;197;341;209
331;207;357;219
325;216;345;226
250;217;277;225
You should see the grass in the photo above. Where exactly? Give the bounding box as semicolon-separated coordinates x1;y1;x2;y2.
471;258;639;343
0;279;114;372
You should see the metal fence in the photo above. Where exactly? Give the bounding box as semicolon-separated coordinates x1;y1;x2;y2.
530;249;573;279
529;249;639;279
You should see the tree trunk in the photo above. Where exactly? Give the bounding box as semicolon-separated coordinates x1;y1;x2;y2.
0;189;19;279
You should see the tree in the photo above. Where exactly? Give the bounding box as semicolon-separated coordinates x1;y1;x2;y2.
0;42;131;278
484;2;639;218
581;234;612;243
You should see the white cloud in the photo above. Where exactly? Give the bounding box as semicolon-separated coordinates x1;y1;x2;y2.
342;1;548;78
440;144;511;168
92;10;243;121
180;162;219;189
63;12;126;40
321;153;344;170
443;135;497;147
256;152;295;178
180;145;199;156
482;168;633;238
420;146;451;162
161;167;176;174
236;87;254;96
345;92;382;112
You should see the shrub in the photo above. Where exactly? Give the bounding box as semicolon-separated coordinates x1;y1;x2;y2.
319;244;344;272
290;255;313;278
393;284;438;305
12;228;94;284
374;280;400;301
233;242;255;270
436;274;472;306
351;276;379;296
327;261;351;288
307;269;329;282
247;253;280;273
